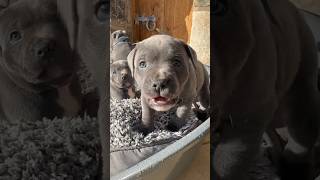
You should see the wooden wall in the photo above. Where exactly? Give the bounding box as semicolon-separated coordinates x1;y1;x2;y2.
131;0;194;43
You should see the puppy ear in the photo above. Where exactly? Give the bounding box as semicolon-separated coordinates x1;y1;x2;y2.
130;42;137;50
57;0;77;50
0;0;8;7
213;1;254;80
0;0;10;11
0;46;3;57
180;40;197;69
127;47;137;78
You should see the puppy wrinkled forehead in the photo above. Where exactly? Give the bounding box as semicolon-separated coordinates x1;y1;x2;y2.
0;0;9;9
111;60;129;70
0;1;60;37
0;0;57;21
143;35;178;48
138;41;177;55
19;0;55;12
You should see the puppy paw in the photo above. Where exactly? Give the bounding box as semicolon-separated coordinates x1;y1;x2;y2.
167;119;186;132
167;122;179;132
132;124;153;136
193;108;209;121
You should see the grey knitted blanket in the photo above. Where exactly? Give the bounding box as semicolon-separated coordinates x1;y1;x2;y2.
0;116;100;180
0;61;101;180
110;98;201;152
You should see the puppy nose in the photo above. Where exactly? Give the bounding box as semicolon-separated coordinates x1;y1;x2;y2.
32;39;55;58
121;73;128;80
152;79;169;91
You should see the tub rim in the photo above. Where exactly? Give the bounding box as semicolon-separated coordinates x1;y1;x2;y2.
110;118;210;180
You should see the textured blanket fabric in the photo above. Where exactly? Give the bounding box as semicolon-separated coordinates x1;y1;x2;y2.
0;116;100;180
110;98;200;151
0;61;101;180
0;97;200;179
110;98;201;175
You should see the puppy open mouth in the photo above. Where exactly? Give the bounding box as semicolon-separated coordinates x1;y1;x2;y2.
150;96;177;107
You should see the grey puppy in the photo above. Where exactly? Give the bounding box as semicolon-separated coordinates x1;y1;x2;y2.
110;30;129;47
110;30;134;63
0;0;82;122
57;0;109;178
213;0;320;179
301;10;320;67
110;60;135;100
301;10;320;89
128;34;210;134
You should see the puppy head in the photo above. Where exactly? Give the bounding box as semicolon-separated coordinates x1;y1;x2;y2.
0;0;76;92
128;34;196;112
111;30;129;45
110;60;134;89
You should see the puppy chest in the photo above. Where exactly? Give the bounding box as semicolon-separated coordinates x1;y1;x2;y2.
56;85;81;117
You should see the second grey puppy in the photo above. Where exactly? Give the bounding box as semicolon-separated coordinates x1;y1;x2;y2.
110;60;135;100
110;30;134;63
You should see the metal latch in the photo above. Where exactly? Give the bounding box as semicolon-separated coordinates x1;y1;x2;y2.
135;15;157;31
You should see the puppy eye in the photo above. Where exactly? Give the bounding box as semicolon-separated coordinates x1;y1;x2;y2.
96;0;108;22
112;71;116;74
213;0;228;16
173;59;181;67
139;61;147;68
9;30;22;43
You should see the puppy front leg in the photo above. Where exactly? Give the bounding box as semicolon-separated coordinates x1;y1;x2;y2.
214;130;263;180
168;103;192;131
213;101;276;180
140;96;155;134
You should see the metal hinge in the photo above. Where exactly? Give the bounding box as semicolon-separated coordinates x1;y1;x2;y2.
135;15;157;31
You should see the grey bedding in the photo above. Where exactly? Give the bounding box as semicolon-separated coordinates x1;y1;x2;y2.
110;98;201;175
0;98;201;179
0;116;100;180
0;61;100;180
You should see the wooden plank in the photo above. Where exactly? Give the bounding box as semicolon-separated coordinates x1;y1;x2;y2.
137;0;164;40
185;0;194;43
164;0;193;43
131;0;140;42
132;0;194;42
111;0;135;40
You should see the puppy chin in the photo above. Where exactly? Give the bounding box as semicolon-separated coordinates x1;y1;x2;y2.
150;104;175;111
112;79;132;89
